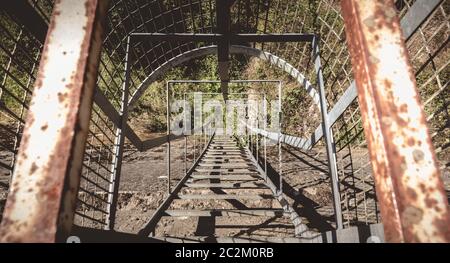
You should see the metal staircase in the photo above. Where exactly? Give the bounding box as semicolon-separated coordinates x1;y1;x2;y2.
138;135;320;243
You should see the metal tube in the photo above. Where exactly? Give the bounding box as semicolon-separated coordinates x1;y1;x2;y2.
256;97;259;163
106;35;132;231
204;119;207;146
193;134;196;163
131;32;315;43
166;82;171;194
313;36;343;230
264;93;267;182
0;0;109;242
184;93;187;175
278;82;283;196
246;102;250;149
168;79;282;84
341;0;450;242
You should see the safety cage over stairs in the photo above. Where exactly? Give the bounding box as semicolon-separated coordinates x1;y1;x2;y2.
0;0;448;243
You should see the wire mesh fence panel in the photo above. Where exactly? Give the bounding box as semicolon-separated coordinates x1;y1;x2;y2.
0;2;53;193
74;103;117;228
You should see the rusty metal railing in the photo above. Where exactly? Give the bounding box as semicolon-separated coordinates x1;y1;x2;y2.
341;0;449;243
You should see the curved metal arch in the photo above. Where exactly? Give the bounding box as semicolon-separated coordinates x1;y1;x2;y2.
128;45;320;110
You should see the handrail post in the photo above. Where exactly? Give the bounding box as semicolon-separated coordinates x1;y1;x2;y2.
106;34;131;231
256;95;259;163
278;81;283;196
312;35;343;230
166;81;171;194
184;93;187;175
263;93;267;182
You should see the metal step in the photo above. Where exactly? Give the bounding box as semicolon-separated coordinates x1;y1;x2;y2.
184;182;267;188
153;236;311;243
202;154;249;157
206;149;246;154
162;209;288;217
209;146;238;148
194;168;258;173
188;176;261;181
176;194;273;200
202;156;251;159
197;163;253;168
199;161;252;165
191;171;260;176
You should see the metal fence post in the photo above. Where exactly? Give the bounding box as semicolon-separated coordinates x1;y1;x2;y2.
166;82;171;194
256;96;259;163
0;0;109;242
263;93;267;182
106;35;132;231
184;93;187;175
193;133;196;163
312;36;344;230
341;0;450;242
245;102;249;147
278;82;283;196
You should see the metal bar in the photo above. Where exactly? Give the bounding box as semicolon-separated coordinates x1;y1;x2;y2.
278;82;283;196
153;236;310;243
184;93;187;175
263;93;267;182
162;209;288;217
168;79;283;84
190;174;258;180
233;33;315;42
186;93;267;96
130;33;315;43
216;0;231;99
105;35;131;231
313;36;343;230
204;121;207;146
0;0;109;242
93;89;121;125
184;182;266;188
94;89;142;150
176;194;272;200
341;0;450;242
193;135;196;163
400;0;442;42
256;102;259;164
166;81;171;194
